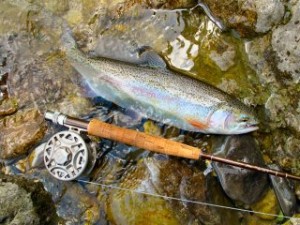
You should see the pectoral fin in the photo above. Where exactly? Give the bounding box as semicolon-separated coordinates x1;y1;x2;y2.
137;46;167;69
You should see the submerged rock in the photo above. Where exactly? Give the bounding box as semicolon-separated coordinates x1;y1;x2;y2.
107;155;240;225
211;135;268;204
209;40;236;71
29;169;102;224
0;109;46;159
0;174;60;225
6;46;92;116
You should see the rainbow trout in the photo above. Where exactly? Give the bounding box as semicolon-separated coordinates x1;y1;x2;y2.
62;32;258;134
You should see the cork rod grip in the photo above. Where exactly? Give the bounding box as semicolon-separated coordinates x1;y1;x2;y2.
88;119;201;160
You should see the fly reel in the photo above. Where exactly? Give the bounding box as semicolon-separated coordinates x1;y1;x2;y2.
44;130;96;181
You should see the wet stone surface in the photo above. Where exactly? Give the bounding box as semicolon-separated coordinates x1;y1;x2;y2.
105;155;240;225
245;27;300;175
0;98;17;117
0;174;60;225
211;135;268;204
0;109;46;159
28;169;103;225
269;164;297;217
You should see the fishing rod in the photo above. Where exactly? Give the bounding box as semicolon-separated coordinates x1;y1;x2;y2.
43;111;300;182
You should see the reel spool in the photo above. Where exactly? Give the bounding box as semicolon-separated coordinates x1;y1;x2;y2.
44;130;96;181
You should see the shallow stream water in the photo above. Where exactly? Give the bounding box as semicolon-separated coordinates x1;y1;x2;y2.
1;0;300;224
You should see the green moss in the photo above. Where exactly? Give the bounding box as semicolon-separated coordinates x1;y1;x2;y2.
251;188;280;221
143;120;162;136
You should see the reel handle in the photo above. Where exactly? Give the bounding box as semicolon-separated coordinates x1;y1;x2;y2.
88;119;201;160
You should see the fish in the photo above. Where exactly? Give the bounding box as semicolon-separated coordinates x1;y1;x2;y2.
61;31;258;134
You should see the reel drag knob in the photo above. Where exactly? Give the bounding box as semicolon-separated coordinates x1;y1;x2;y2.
44;130;90;181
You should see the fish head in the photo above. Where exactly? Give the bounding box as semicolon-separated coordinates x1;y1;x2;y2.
208;104;259;134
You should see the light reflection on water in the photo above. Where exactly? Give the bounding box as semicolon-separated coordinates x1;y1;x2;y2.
167;35;199;71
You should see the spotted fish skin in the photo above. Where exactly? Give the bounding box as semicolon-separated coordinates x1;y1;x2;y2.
62;32;258;134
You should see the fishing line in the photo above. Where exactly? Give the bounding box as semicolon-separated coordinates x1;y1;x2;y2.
78;179;293;220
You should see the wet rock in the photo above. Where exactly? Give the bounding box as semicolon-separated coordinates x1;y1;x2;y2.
7;49;92;116
269;164;297;217
245;33;300;175
106;157;183;225
97;0;196;18
28;143;46;169
217;78;239;95
202;0;284;37
43;0;69;15
11;142;46;173
107;156;239;225
0;19;93;118
0;109;46;159
272;0;300;82
0;98;17;116
29;169;101;224
0;174;60;225
254;0;285;33
0;182;40;224
211;135;268;204
0;1;29;35
201;0;257;37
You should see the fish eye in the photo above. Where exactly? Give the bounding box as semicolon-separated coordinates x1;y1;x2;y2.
238;115;249;122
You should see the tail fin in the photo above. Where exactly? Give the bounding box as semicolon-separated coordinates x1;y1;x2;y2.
61;24;77;50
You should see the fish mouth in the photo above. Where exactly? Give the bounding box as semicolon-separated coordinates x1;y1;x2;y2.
239;123;259;134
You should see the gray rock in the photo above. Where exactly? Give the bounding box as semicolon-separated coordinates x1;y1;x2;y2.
272;0;300;82
212;135;268;204
254;0;285;33
29;169;102;224
0;182;40;225
0;174;59;225
245;32;300;175
269;164;297;216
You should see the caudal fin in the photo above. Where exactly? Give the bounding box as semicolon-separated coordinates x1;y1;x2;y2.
61;24;77;50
